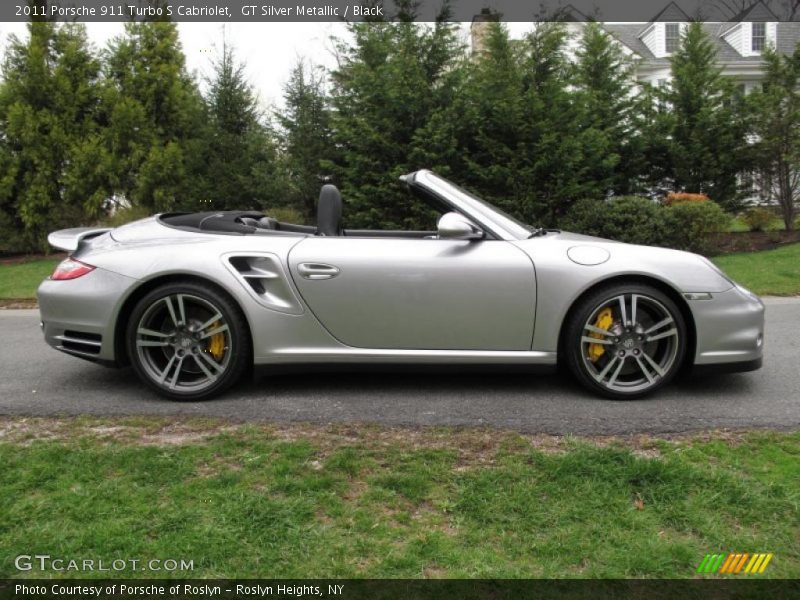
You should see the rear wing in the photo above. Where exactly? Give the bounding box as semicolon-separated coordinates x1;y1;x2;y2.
47;227;112;252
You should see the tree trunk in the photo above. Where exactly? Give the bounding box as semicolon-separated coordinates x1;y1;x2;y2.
778;163;795;231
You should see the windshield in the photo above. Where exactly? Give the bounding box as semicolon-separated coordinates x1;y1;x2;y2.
421;173;536;240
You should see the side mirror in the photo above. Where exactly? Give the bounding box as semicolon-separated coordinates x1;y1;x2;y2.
437;212;484;241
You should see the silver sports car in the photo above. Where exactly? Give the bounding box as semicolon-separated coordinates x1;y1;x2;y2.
38;170;764;401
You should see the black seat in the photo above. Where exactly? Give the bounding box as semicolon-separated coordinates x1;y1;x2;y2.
317;184;342;236
257;217;279;230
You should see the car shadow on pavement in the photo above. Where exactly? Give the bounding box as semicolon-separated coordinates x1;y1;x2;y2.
44;360;761;407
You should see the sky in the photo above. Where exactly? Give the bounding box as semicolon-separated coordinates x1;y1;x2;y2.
0;22;349;111
0;21;535;111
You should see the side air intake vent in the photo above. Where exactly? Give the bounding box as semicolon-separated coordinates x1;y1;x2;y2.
225;253;303;315
57;330;102;355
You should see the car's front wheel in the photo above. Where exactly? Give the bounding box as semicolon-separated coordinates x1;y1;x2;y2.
564;283;686;399
126;281;251;401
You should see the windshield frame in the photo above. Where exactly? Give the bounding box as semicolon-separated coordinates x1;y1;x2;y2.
411;170;535;241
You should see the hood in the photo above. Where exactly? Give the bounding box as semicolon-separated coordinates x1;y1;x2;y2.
518;230;734;293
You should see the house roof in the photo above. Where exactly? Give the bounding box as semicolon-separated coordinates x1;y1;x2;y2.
649;1;690;22
602;21;800;65
729;1;779;23
719;1;780;37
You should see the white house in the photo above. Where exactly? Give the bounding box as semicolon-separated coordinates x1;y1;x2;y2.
471;1;800;93
599;2;800;95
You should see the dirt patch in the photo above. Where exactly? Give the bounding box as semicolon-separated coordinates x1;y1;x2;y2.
0;417;238;446
0;299;38;309
0;416;783;457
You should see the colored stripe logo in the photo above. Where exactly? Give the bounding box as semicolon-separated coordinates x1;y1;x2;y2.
697;553;773;574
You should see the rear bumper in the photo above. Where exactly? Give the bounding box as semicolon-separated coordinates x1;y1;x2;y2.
38;267;136;364
689;285;765;366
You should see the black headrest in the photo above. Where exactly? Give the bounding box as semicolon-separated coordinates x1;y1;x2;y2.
317;184;342;236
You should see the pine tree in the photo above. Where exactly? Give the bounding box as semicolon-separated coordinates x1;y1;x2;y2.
748;44;800;230
456;23;528;214
0;21;104;251
665;22;748;209
328;3;464;229
574;22;639;196
202;39;281;211
103;21;206;212
277;59;335;220
520;22;588;225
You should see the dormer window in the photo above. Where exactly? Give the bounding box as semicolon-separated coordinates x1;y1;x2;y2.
752;22;766;51
665;23;680;53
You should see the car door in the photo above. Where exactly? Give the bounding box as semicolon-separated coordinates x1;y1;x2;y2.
288;237;536;351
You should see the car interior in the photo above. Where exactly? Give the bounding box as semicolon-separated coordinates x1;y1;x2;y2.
159;183;444;239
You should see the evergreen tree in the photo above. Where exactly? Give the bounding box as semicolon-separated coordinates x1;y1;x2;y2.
0;21;104;251
455;23;529;214
665;22;748;209
519;22;588;225
103;21;206;212
574;22;639;196
748;44;800;230
328;3;464;229
633;82;674;196
277;59;335;220
202;39;281;211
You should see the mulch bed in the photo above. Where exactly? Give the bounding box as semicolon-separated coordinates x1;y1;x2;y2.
710;230;800;255
0;252;66;265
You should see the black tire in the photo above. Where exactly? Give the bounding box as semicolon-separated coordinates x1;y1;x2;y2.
126;281;251;401
563;283;687;399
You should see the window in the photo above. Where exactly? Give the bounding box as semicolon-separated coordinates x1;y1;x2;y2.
752;22;766;52
665;23;680;53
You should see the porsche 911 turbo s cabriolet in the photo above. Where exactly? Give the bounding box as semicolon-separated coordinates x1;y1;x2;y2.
38;170;764;401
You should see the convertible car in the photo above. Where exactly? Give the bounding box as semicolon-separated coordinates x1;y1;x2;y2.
38;170;764;401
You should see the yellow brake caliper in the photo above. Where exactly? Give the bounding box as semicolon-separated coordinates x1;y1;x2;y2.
207;321;225;360
588;308;614;363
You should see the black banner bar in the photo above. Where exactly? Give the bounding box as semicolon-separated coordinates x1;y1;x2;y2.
2;579;800;600
3;0;800;23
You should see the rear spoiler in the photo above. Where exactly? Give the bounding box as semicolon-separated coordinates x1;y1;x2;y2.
47;227;112;252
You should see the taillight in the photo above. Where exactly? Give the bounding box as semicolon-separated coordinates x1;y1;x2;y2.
51;257;95;280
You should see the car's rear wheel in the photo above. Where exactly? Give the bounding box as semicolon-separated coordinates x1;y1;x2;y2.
564;283;686;399
126;281;250;401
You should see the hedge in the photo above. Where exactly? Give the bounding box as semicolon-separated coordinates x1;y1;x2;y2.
562;196;730;254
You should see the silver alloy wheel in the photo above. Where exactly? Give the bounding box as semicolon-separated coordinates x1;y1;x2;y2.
135;293;232;393
579;293;680;394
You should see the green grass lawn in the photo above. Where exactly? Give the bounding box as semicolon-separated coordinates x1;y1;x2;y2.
0;258;59;300
1;417;798;579
713;242;800;296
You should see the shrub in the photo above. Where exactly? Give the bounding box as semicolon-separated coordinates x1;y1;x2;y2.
562;197;669;247
664;192;709;206
266;206;309;225
562;196;732;255
742;207;774;232
663;201;731;254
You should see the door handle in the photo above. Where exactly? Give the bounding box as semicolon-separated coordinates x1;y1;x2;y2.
297;263;340;280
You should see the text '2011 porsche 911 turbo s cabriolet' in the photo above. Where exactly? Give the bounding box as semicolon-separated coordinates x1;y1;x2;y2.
38;170;764;401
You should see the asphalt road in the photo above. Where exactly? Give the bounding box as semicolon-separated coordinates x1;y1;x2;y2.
1;298;798;435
